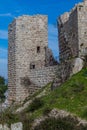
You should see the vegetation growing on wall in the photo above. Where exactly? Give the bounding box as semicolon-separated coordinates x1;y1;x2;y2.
0;76;7;102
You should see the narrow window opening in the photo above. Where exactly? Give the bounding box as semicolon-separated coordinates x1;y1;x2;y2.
72;34;75;38
79;5;83;11
80;43;84;47
37;46;40;53
30;64;35;69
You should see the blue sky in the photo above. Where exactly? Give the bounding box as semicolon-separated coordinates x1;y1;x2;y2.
0;0;82;78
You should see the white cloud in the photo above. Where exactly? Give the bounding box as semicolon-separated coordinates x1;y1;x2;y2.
0;13;13;17
0;30;8;39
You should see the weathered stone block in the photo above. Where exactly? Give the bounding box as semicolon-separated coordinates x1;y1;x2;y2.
11;122;23;130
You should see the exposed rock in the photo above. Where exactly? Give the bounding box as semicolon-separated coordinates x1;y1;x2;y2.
0;123;23;130
0;125;3;130
32;109;87;130
16;100;32;113
3;124;10;130
11;122;23;130
72;58;84;75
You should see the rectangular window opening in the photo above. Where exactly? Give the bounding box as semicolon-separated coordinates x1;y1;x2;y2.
37;46;40;53
30;64;35;69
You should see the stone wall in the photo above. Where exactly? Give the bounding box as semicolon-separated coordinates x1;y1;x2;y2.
8;0;87;104
8;15;57;103
8;20;16;102
58;7;78;62
58;0;87;62
29;65;58;87
15;15;48;102
8;15;48;102
77;1;87;57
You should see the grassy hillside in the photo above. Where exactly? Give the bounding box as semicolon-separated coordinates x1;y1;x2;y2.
1;68;87;129
26;67;87;120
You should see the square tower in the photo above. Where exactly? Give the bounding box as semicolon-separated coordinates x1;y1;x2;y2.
8;15;48;102
58;0;87;62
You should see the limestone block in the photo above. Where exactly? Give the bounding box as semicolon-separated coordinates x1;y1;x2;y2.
3;124;10;130
11;122;23;130
84;0;87;5
0;125;3;130
72;58;83;75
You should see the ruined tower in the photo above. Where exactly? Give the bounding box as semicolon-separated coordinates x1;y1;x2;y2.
58;0;87;62
8;15;48;102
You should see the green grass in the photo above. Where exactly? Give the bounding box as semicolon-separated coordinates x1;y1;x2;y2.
2;68;87;128
26;67;87;120
23;83;52;105
0;108;19;125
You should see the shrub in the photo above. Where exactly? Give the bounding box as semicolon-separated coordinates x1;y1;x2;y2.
0;108;19;125
19;113;34;130
0;85;8;102
0;76;5;85
43;106;52;116
82;107;87;119
34;117;76;130
83;69;87;77
71;82;84;93
0;76;8;102
34;116;87;130
27;98;44;112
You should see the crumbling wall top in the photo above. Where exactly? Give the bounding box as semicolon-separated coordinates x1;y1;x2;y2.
83;0;87;5
58;12;70;25
15;14;48;20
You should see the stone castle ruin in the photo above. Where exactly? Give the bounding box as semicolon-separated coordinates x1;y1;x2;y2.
8;0;87;103
58;0;87;62
8;15;57;102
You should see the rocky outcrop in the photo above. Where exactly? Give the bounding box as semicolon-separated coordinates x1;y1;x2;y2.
32;109;87;130
0;122;23;130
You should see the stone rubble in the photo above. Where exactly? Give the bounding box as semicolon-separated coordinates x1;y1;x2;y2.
0;122;23;130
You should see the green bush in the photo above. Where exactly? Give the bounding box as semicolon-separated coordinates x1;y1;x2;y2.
34;116;87;130
0;76;5;85
71;82;85;93
27;98;44;112
82;107;87;119
0;85;8;102
0;76;8;102
83;70;87;77
19;112;34;130
0;108;19;125
43;106;52;116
